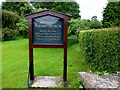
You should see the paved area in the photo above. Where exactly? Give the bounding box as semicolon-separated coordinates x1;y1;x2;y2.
29;76;63;88
78;72;120;88
68;37;77;39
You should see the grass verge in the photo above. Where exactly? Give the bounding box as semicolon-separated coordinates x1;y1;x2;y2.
2;39;90;88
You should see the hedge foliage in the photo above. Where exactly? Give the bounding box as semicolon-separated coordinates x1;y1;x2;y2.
79;27;120;73
1;28;19;41
2;10;20;29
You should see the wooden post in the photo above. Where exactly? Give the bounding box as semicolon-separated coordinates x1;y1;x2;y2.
29;19;34;81
63;19;68;86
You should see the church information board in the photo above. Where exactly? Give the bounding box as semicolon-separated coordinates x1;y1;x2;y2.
25;10;72;87
33;15;64;45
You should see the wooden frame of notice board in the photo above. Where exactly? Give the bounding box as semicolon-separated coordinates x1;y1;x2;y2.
25;9;72;86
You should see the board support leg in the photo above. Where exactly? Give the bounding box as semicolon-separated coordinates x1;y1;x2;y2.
63;47;67;87
29;62;34;81
63;19;68;87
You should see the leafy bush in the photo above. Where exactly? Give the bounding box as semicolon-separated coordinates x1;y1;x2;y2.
79;27;120;73
2;10;20;29
16;19;28;38
1;28;19;41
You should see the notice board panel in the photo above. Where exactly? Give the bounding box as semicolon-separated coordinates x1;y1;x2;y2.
32;15;64;45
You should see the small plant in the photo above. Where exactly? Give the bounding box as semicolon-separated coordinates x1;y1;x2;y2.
95;71;109;77
77;78;84;89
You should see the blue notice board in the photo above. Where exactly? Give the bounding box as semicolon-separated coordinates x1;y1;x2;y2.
32;15;64;45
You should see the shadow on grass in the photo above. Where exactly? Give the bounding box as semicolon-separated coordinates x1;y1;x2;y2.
68;39;79;47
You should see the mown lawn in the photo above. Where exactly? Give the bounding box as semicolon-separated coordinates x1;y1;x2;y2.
2;39;90;88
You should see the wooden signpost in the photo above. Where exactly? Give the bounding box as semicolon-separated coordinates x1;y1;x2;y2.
25;9;72;87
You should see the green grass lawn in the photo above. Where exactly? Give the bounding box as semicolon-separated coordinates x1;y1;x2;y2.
68;34;77;38
2;39;90;88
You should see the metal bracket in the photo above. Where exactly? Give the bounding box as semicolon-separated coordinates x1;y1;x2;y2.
28;80;34;87
64;81;67;87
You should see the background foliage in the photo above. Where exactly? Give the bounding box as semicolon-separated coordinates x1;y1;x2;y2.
2;2;33;16
79;27;120;73
30;1;80;19
2;10;20;41
1;28;19;41
16;8;44;38
102;2;120;27
68;17;102;35
16;19;28;38
2;10;20;29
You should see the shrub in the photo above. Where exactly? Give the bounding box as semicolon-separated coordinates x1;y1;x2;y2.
16;18;28;38
2;10;20;29
1;28;19;41
79;27;120;73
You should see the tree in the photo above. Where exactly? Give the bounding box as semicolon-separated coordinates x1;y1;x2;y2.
90;16;102;29
31;2;54;9
89;20;102;29
91;16;98;21
30;1;80;19
2;2;33;16
68;18;92;34
102;2;120;27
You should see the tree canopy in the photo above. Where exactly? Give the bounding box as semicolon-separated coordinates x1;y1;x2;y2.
91;16;98;21
102;2;120;27
30;2;80;19
2;2;33;16
2;1;80;18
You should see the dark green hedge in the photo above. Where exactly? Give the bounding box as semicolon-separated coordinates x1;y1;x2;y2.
1;28;19;41
79;27;120;73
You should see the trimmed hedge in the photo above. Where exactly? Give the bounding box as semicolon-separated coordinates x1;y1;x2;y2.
79;27;120;73
1;28;19;41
